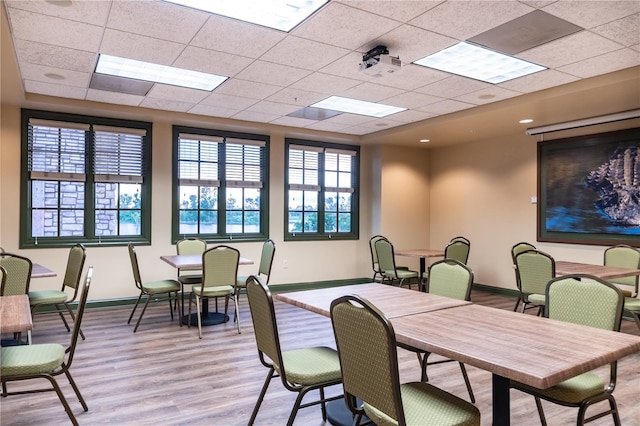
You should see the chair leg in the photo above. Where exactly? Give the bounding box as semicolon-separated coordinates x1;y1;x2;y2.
63;302;85;340
63;369;88;412
196;295;203;339
56;304;71;332
534;396;547;426
248;368;275;426
287;387;309;426
458;362;475;403
513;297;521;312
127;292;144;324
133;295;153;333
43;374;80;426
319;386;327;421
233;293;241;334
167;292;174;320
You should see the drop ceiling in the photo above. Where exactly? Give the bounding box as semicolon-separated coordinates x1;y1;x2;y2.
3;0;640;146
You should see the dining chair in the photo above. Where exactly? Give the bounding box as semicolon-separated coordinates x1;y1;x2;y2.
1;266;93;426
0;252;32;296
403;259;475;402
511;274;624;426
188;245;239;337
0;266;6;297
421;237;470;282
514;249;555;316
605;245;640;330
370;235;409;283
375;238;419;289
175;237;207;316
235;239;275;329
330;294;481;426
245;274;343;426
29;243;87;340
127;243;182;333
510;242;537;311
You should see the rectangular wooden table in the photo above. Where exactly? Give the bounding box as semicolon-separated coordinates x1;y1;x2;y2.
31;263;57;278
555;260;640;280
0;295;33;344
395;249;445;279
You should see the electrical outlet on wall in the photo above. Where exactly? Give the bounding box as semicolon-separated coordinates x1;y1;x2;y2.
283;260;288;269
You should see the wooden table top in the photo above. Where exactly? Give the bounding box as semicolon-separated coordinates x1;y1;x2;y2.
555;260;640;280
274;283;470;319
391;303;640;390
0;295;33;334
31;263;57;278
395;249;445;259
160;254;253;269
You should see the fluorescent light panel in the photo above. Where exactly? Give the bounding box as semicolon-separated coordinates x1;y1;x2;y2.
413;42;546;84
311;96;406;118
163;0;328;32
95;54;228;91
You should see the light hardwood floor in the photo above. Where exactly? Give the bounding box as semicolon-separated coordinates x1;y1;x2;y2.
1;288;639;426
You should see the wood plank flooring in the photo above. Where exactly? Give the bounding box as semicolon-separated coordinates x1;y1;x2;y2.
1;288;638;426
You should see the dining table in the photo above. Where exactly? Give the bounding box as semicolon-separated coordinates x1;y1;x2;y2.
160;254;253;326
0;294;33;345
555;260;640;280
274;283;640;426
31;263;57;278
394;248;445;281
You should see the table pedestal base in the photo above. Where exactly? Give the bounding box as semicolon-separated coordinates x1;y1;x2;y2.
182;312;229;326
327;399;368;426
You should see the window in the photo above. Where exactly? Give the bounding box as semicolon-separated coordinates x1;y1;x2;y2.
286;139;359;240
21;109;152;248
172;126;269;242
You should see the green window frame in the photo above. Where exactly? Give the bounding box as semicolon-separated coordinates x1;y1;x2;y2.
172;126;269;243
20;109;152;248
285;139;359;241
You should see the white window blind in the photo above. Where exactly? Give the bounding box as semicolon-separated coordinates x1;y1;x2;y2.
178;134;221;187
93;125;146;183
289;145;320;191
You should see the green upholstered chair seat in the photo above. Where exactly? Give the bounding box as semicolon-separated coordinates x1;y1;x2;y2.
236;275;248;288
514;372;604;404
142;279;181;294
364;382;480;426
28;290;68;305
1;343;65;377
193;285;233;298
384;269;418;280
526;293;546;306
178;274;202;285
624;296;640;312
277;346;342;386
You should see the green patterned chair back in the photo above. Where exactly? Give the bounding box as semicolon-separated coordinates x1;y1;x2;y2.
375;238;398;279
515;250;555;296
604;245;640;289
546;274;623;331
331;295;404;425
177;237;207;275
246;275;284;372
444;239;470;265
67;266;93;366
427;259;473;300
0;253;32;296
62;244;86;292
202;245;239;288
257;239;276;283
511;242;536;264
0;266;6;295
369;235;386;276
127;243;144;291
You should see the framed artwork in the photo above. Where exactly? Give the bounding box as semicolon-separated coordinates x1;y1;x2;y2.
538;127;640;247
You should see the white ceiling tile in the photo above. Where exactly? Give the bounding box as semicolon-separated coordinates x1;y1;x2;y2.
14;40;96;73
361;24;456;63
338;82;405;102
266;88;328;106
336;1;442;22
558;48;640;78
173;46;254;77
338;125;372;135
519;31;625;68
409;1;533;40
246;101;300;116
381;91;442;109
415;76;490;98
260;36;350;71
234;61;311;87
24;80;87;99
416;99;475;115
290;72;361;94
455;87;522;105
592;13;640;47
86;88;144;106
191;14;286;59
292;2;401;49
304;120;351;132
5;0;111;26
368;64;451;91
7;8;103;51
319;51;379;81
231;110;279;123
99;29;185;65
140;97;194;112
189;104;241;118
107;0;208;44
631;44;640;52
146;84;211;103
20;63;90;88
270;116;319;128
199;93;258;109
215;79;282;99
541;0;640;29
324;113;374;125
499;69;579;93
383;109;434;124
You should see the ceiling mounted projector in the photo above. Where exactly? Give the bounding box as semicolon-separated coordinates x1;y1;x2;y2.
359;45;402;76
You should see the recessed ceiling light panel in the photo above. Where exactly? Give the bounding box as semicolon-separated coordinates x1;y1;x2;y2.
413;42;546;84
311;96;406;118
163;0;329;32
95;54;228;91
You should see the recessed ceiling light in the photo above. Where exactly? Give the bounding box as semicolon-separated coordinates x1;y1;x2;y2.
413;42;546;84
95;54;228;91
520;119;533;124
419;139;430;143
311;96;406;118
162;0;328;32
44;72;65;80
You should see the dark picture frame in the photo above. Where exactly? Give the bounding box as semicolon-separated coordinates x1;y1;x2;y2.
537;127;640;247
